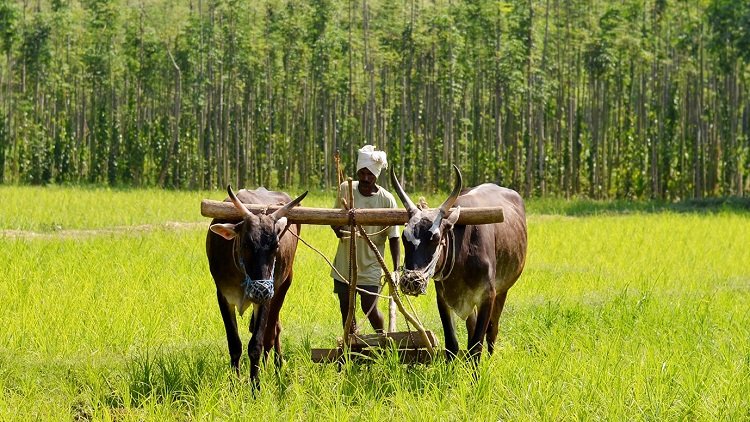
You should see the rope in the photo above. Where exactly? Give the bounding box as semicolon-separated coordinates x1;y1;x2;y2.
289;230;393;300
433;228;456;281
335;224;391;240
287;218;435;356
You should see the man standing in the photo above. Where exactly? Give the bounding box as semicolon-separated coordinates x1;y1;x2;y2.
331;145;401;334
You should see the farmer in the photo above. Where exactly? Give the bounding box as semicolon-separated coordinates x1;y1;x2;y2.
330;145;401;334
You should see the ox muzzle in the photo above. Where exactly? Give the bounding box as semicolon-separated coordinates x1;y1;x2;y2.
398;267;430;296
239;257;275;303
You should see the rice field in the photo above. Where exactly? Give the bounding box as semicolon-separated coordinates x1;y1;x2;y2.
1;185;748;420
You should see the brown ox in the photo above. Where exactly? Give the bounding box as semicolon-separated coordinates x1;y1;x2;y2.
391;166;527;360
206;185;307;382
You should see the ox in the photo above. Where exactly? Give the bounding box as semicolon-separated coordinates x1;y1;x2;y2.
206;185;307;382
391;166;527;360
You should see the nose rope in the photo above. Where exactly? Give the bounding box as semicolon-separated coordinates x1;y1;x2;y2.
433;229;455;281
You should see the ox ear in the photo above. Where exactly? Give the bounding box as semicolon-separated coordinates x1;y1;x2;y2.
442;206;460;230
210;222;241;240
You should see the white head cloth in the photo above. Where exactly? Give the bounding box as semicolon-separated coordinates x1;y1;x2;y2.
356;145;388;177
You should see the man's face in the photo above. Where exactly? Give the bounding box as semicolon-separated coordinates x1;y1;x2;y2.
357;167;378;195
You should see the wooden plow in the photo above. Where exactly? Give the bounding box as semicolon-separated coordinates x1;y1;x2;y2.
201;180;504;363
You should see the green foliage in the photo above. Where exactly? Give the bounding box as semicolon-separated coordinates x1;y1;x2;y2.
0;0;748;200
0;0;17;56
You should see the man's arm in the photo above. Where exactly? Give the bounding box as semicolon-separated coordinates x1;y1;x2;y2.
389;236;401;271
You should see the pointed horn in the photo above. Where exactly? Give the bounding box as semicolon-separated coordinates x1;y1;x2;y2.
228;185;253;219
439;165;462;216
390;167;418;215
271;191;308;221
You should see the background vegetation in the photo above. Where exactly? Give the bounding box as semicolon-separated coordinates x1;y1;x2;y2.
1;186;749;419
0;0;749;199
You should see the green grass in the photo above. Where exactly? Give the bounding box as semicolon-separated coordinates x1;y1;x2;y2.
1;186;749;420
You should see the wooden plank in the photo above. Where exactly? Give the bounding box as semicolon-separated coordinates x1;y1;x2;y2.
311;348;343;363
310;347;436;364
201;200;504;225
349;330;438;349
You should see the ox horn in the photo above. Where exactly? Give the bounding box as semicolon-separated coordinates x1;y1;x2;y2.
227;185;253;219
390;167;418;216
270;191;308;222
438;165;462;216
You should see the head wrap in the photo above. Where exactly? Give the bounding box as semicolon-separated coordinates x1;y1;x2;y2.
356;145;388;178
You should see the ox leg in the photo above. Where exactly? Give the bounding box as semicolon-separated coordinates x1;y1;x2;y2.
486;291;508;355
264;278;291;369
217;289;242;375
248;304;269;386
468;298;494;361
437;294;459;359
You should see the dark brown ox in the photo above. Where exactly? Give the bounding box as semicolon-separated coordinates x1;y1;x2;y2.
391;166;527;360
206;185;307;382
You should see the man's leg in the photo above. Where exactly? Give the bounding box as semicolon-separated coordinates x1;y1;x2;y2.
360;290;385;333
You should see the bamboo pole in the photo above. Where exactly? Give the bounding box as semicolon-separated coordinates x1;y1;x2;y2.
343;179;357;343
388;284;397;332
201;200;504;225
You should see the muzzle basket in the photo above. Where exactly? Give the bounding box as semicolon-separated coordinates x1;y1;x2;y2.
398;270;430;296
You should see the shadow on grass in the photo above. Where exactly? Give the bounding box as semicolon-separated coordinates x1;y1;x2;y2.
527;196;750;217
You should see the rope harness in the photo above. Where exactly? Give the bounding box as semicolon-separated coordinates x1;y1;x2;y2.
284;202;435;354
398;227;456;296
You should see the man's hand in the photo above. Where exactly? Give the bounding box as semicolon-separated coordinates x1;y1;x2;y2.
331;225;345;238
390;269;400;286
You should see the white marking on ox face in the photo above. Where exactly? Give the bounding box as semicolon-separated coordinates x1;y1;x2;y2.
404;209;440;248
403;226;421;247
401;210;446;276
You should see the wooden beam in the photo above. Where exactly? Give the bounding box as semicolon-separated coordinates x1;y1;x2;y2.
310;347;437;364
349;330;438;349
201;200;504;225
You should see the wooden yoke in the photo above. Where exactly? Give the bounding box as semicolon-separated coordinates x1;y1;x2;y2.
201;200;504;225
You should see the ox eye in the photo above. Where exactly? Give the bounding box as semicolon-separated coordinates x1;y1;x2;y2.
430;231;441;243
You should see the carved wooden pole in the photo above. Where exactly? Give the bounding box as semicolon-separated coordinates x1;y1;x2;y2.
344;179;357;343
